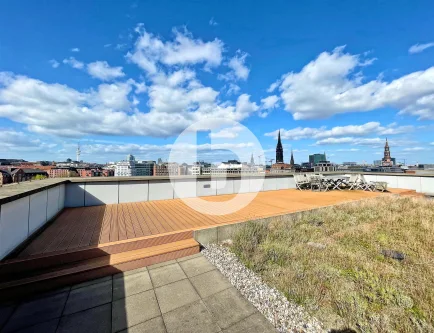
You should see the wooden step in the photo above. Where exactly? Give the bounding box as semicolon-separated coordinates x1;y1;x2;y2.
0;238;200;301
0;230;194;279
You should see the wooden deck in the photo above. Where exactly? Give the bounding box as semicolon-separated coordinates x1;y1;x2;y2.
17;189;401;259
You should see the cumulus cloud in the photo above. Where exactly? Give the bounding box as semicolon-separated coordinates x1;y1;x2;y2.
265;122;413;140
63;57;84;69
0;129;56;152
87;61;125;81
272;45;434;120
261;95;279;109
71;47;80;52
49;59;60;68
408;42;434;54
127;25;224;74
219;50;250;81
402;147;425;151
209;125;244;139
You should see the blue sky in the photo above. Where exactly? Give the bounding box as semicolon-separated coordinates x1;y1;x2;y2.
1;0;434;164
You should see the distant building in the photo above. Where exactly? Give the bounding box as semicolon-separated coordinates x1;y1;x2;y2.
373;160;382;166
136;161;155;176
0;170;12;185
191;162;211;175
49;168;79;178
343;162;357;166
309;153;327;167
154;163;179;176
314;161;336;173
115;160;135;177
9;168;48;182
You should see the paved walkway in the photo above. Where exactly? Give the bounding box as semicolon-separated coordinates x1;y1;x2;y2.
0;253;276;333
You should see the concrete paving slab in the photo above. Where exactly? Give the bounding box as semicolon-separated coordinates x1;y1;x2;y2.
147;259;177;270
149;263;187;288
178;256;215;277
222;313;277;333
71;275;112;290
57;303;111;333
2;292;68;332
112;290;160;333
15;318;59;333
155;279;200;314
203;287;257;330
113;267;148;279
63;280;112;315
113;270;153;301
176;252;203;262
118;316;166;333
163;300;220;333
190;269;232;298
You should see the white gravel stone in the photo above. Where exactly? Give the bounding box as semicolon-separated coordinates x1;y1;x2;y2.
202;244;325;333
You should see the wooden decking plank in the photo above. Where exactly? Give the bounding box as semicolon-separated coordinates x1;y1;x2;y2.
147;201;180;232
109;204;119;242
125;203;145;238
134;202;160;235
137;202;168;234
89;206;106;246
43;208;87;253
147;202;174;233
78;206;102;248
98;205;112;244
122;204;137;239
61;206;95;251
130;202;152;236
153;200;192;230
117;204;128;241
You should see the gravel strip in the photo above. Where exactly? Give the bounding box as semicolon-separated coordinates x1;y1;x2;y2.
202;244;325;333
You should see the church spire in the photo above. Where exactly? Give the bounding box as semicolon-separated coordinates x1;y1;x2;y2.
290;149;294;165
276;130;284;163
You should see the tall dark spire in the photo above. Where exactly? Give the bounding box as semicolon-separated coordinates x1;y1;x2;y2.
250;153;254;166
290;149;294;165
276;130;283;163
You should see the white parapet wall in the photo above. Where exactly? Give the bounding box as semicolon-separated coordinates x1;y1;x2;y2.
0;183;65;260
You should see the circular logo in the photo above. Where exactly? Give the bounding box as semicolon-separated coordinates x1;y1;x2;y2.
168;119;265;215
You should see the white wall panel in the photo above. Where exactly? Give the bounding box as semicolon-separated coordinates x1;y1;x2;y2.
58;184;65;210
397;176;421;192
376;175;398;189
287;177;296;189
174;179;196;199
0;197;29;260
119;181;149;203
216;178;234;195
47;186;60;219
263;177;277;191
65;183;85;207
148;180;174;201
233;179;250;194
421;177;434;194
249;178;264;193
85;182;119;206
276;177;290;190
197;179;216;197
29;190;48;234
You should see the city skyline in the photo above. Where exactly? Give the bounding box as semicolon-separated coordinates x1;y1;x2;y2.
1;1;434;164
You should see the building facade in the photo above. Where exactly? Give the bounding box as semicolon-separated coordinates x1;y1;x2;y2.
153;163;179;176
135;161;155;176
309;153;327;166
314;161;336;172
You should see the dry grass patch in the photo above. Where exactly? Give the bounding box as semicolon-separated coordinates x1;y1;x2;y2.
230;196;434;332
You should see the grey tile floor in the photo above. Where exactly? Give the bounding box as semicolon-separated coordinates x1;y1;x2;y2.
0;253;276;333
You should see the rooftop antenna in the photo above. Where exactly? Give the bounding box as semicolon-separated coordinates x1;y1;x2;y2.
76;142;81;162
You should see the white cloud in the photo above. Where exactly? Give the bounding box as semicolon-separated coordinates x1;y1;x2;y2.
127;26;224;75
272;45;434;120
71;47;80;52
209;125;243;139
209;17;218;26
408;42;434;54
49;59;59;68
0;129;56;152
265;122;413;140
403;147;424;151
226;83;240;95
261;95;279;109
87;61;125;81
104;44;112;48
336;148;360;152
63;57;84;69
315;137;414;147
219;50;250;81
